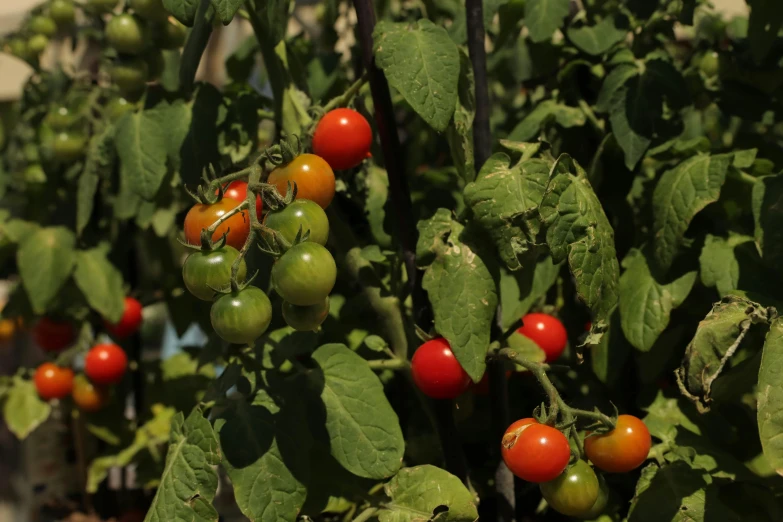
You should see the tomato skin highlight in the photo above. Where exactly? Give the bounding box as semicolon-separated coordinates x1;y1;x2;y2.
539;460;600;517
218;180;263;219
502;418;571;483
411;338;471;399
72;374;110;412
34;363;74;400
265;199;329;246
585;414;651;473
517;313;568;362
105;297;143;339
182;246;248;301
85;343;128;385
282;297;330;331
184;198;250;250
268;154;335;209
33;318;75;352
312;108;372;170
272;242;336;306
210;286;272;344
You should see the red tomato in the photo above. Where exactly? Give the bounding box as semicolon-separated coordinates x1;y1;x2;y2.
502;418;571;482
104;296;143;339
585;415;651;473
517;313;568;362
312;108;373;170
33;318;75;352
184;198;250;250
34;362;74;400
217;180;263;219
267;154;335;209
85;343;128;385
411;337;471;399
72;374;110;412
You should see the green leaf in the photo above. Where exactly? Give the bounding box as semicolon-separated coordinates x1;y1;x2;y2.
652;154;733;271
115;110;169;200
378;465;479;522
422;221;498;381
374;20;460;132
145;99;191;173
163;0;200;25
752;174;783;268
619;249;697;352
567;15;629;56
416;209;453;267
365;166;393;249
210;0;242;23
595;63;639;113
748;0;783;64
524;0;570;43
447;49;476;183
311;344;404;479
642;390;701;443
257;0;291;46
2;377;51;439
610;79;653;170
538;155;620;339
145;409;220;522
757;316;783;475
499;255;560;329
73;248;126;323
699;234;754;296
17;227;76;314
463;151;550;271
592;310;631;385
507;100;586;142
77;125;115;236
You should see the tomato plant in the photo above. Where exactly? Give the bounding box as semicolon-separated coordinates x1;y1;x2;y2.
265;199;329;245
72;374;109;412
410;337;471;399
585;415;652;473
271;242;336;306
85;343;128;385
516;313;567;363
210;286;272;344
34;363;74;400
105;14;147;55
33;318;74;352
539;460;600;517
50;0;76;29
184;198;250;250
182;246;248;301
110;57;149;96
267;154;336;209
312;108;373;171
501;418;570;483
104;296;143;339
219;180;264;219
282;297;330;331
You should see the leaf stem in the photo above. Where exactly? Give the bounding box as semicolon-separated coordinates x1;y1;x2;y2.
201;200;249;246
466;0;492;169
352;507;379;522
245;0;284;131
323;73;369;112
367;358;408;370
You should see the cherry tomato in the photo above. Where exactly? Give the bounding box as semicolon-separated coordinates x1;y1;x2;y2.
34;363;74;400
217;180;263;219
28;34;49;54
111;57;149;96
282;297;330;331
46;106;78;130
581;473;609;519
585;414;651;473
29;16;57;37
50;0;76;29
312;108;373;171
86;0;118;14
104;297;143;339
210;286;272;344
33;318;74;352
130;0;169;21
182;246;248;301
517;313;568;362
85;343;128;385
411;338;471;399
7;38;31;60
265;199;329;246
72;374;110;412
0;317;22;343
539;460;600;517
267;154;335;209
184;198;250;250
106;14;148;54
52;131;87;162
502;418;570;483
106;97;137;121
271;242;336;306
700;51;719;78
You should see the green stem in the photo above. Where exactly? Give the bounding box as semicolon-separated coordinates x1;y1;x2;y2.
200;200;249;247
210;166;255;192
245;0;284;131
367;358;408;371
352;507;379;522
323;73;369;112
578;99;605;136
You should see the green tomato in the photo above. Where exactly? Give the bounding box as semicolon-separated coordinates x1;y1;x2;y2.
106;14;148;54
579;473;609;519
272;242;336;306
144;49;164;80
699;51;719;78
539;460;599;518
52;131;87;162
46;105;78;130
282;297;330;331
155;17;187;49
24;164;47;184
50;0;76;29
86;0;118;14
182;247;247;301
29;16;57;37
265;199;329;246
105;97;136;121
7;38;31;60
28;34;49;54
130;0;169;21
210;286;272;344
111;57;149;95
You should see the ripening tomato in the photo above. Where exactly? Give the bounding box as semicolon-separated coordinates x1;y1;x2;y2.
282;297;330;331
50;0;76;29
539;460;600;517
265;199;329;246
34;363;74;400
0;317;21;343
210;286;272;344
502;418;570;483
184;198;250;250
106;14;148;54
585;415;651;473
271;242;336;306
72;374;110;412
267;154;335;209
85;343;128;385
130;0;169;21
104;297;143;339
217;180;263;219
182;246;248;301
580;472;609;519
312;108;373;170
33;318;75;352
517;313;568;362
411;338;471;399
